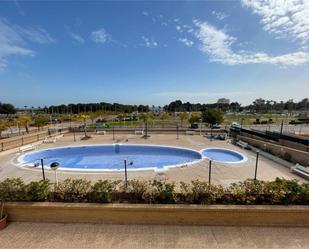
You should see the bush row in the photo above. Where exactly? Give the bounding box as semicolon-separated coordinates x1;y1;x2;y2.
0;178;308;205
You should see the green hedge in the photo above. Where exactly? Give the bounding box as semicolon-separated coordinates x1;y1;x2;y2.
0;178;308;205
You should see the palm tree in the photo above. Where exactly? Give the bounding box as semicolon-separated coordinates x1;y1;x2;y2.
18;115;32;134
140;113;153;138
178;112;189;127
79;114;90;138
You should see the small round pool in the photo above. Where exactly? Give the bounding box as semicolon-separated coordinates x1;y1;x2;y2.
18;144;203;171
201;148;247;164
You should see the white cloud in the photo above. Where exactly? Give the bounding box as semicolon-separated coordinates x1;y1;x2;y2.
176;25;182;31
142;11;149;16
212;11;228;21
90;28;110;44
193;20;309;66
0;18;53;71
69;32;85;44
141;36;158;48
178;38;194;47
16;26;54;44
241;0;309;45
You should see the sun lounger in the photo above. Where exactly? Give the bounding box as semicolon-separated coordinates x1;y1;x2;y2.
135;129;144;135
96;130;106;135
291;164;309;180
236;140;249;149
185;130;195;135
19;144;35;153
43;137;57;143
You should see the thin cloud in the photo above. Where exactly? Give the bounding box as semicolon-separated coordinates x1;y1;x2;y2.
16;26;55;44
241;0;309;45
142;11;149;16
69;32;85;44
193;20;309;66
90;28;110;44
212;11;229;21
0;17;53;71
141;36;158;48
178;38;194;47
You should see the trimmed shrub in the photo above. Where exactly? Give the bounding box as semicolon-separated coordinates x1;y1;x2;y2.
178;180;225;204
142;180;176;204
26;180;51;201
90;180;119;203
0;178;27;201
119;180;149;203
0;178;308;205
54;179;91;202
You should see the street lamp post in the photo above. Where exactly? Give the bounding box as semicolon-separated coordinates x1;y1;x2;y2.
176;124;179;140
40;158;46;180
208;160;212;184
145;120;148;139
34;159;45;181
124;159;133;187
113;126;115;140
50;162;60;186
280;120;284;136
73;128;76;142
254;151;259;180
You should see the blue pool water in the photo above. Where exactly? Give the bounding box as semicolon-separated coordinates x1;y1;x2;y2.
19;144;202;171
201;148;246;163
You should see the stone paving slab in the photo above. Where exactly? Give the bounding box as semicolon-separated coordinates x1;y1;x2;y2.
0;222;308;249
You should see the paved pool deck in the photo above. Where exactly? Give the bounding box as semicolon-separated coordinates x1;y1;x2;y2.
0;222;308;249
0;133;305;185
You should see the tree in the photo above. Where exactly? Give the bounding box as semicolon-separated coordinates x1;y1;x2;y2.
78;114;90;137
33;115;48;130
202;109;224;127
178;112;189;127
159;113;169;127
18;115;32;134
0;103;16;114
229;102;241;112
188;113;201;125
0;119;9;138
139;113;153;138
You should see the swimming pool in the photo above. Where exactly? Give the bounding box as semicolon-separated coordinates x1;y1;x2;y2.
18;144;203;171
201;148;247;164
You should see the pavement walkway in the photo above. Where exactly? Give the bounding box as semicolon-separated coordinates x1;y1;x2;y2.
0;222;308;249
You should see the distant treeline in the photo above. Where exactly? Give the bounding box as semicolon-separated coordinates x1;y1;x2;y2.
163;98;309;113
1;98;308;115
31;102;149;114
163;100;236;112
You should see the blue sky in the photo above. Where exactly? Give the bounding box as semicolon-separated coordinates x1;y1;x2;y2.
0;0;308;107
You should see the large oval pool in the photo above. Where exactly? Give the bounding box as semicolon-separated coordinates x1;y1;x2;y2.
201;148;247;164
18;144;203;171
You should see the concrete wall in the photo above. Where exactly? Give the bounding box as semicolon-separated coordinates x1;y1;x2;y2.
5;202;309;227
240;131;309;153
238;135;309;165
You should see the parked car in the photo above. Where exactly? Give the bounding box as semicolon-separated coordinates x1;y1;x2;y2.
191;122;199;129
